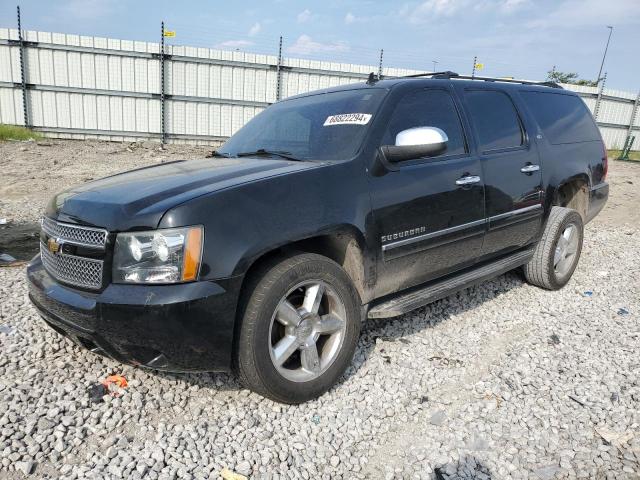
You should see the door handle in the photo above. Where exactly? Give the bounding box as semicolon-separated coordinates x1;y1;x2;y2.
520;164;540;173
455;175;481;185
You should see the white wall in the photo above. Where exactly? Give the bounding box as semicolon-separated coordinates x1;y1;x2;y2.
0;28;638;148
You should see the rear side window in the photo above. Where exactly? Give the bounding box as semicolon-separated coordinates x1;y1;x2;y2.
520;92;600;145
465;90;524;151
382;89;467;157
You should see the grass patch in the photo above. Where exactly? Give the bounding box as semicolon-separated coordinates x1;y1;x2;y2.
609;149;640;161
0;124;42;141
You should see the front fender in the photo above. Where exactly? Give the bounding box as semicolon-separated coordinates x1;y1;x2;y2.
158;159;374;282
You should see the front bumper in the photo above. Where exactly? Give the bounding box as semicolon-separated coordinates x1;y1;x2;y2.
585;182;609;223
27;256;242;372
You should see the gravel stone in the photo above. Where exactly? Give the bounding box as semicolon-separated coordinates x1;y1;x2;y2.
0;141;638;479
430;410;447;426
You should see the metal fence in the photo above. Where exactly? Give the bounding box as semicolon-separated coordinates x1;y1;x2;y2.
1;25;639;149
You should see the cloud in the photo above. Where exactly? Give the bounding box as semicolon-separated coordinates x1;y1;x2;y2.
500;0;529;12
248;22;261;37
345;12;356;24
286;35;350;55
412;0;465;19
215;40;254;50
399;0;531;23
528;0;640;28
297;9;312;23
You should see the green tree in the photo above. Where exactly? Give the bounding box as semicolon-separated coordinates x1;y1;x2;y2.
546;70;597;87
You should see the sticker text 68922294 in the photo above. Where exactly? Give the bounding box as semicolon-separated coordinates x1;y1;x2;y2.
323;113;372;126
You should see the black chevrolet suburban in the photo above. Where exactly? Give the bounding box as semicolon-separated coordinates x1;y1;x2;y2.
27;72;609;403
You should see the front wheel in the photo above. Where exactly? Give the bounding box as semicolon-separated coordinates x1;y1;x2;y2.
523;206;584;290
235;253;361;403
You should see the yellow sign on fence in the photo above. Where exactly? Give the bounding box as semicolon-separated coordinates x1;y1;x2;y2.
164;30;176;38
475;63;484;70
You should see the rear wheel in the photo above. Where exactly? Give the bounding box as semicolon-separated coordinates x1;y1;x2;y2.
523;206;584;290
235;253;361;403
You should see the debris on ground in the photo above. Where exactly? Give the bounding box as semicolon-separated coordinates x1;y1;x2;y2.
595;426;634;450
428;356;464;367
101;375;128;396
582;290;593;297
568;395;586;407
548;333;561;345
311;414;321;425
0;218;7;225
0;253;27;267
220;467;248;480
0;253;17;263
88;375;129;402
87;384;106;403
617;307;630;315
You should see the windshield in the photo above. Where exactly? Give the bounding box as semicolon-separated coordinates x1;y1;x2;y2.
217;88;387;161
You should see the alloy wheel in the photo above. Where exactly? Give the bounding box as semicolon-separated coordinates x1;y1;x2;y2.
268;281;347;382
554;223;579;277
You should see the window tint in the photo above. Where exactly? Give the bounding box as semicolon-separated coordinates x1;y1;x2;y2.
465;90;524;151
520;91;600;145
382;89;466;157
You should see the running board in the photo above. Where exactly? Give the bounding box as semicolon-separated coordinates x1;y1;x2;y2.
367;248;534;319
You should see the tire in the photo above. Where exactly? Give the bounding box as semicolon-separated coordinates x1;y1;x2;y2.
235;253;361;404
523;206;584;290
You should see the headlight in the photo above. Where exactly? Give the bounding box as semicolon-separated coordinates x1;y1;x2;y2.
113;226;203;284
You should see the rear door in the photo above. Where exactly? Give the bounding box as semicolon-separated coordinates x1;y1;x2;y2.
459;87;544;260
368;87;485;297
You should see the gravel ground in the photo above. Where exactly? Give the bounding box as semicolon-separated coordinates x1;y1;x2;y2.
1;140;639;479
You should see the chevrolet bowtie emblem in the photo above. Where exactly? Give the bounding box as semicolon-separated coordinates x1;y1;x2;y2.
48;237;61;254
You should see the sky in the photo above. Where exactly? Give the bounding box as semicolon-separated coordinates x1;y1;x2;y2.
2;0;639;92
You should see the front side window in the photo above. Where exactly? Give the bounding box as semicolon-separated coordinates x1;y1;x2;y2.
465;90;524;151
381;89;467;157
218;89;387;161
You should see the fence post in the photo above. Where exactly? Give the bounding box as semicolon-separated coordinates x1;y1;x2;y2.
471;55;477;79
593;72;607;121
275;36;283;101
17;6;29;128
625;90;640;145
378;49;384;79
160;21;167;145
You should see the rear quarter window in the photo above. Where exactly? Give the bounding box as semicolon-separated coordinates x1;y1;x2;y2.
520;91;600;145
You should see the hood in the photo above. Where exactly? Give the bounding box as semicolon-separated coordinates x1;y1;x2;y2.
47;157;319;231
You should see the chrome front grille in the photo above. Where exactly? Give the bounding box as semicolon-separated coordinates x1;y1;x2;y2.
42;217;107;248
40;242;104;290
40;217;107;290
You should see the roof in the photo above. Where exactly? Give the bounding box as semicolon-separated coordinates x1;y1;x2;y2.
282;71;571;102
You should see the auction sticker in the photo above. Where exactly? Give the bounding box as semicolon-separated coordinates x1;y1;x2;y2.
323;113;372;126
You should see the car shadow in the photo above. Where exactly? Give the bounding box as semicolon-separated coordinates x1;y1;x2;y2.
145;270;526;398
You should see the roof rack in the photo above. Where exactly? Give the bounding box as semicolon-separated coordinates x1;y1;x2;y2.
402;71;562;89
403;71;459;79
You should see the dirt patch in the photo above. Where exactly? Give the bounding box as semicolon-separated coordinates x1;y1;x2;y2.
592;159;640;228
0;221;41;261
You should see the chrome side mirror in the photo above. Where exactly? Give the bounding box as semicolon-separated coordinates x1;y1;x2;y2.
381;127;448;163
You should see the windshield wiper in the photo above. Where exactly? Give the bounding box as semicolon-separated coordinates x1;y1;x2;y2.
236;149;303;161
206;150;234;158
